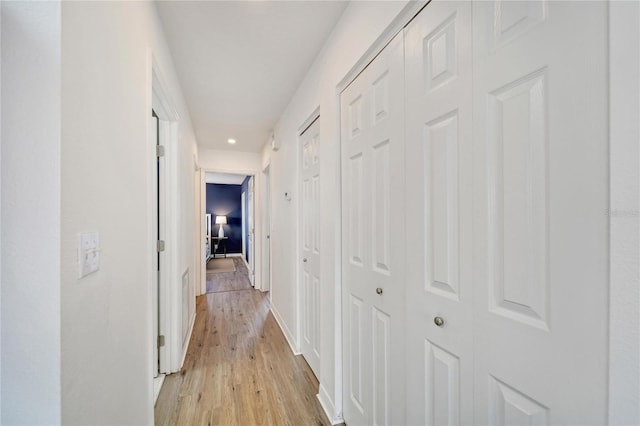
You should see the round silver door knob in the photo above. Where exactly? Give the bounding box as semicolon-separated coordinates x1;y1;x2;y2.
376;288;383;295
434;317;445;327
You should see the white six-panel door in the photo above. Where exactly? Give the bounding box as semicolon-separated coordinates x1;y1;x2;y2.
342;1;608;424
471;1;608;423
301;117;321;377
404;2;474;424
341;32;405;426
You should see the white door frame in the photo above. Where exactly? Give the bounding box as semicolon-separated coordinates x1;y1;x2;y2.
148;53;183;378
248;176;256;286
199;167;263;292
241;191;247;261
297;107;320;359
331;3;426;423
298;108;322;378
194;161;203;297
199;168;206;296
262;161;272;298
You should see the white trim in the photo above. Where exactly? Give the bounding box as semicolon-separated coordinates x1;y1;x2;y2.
333;83;345;424
194;164;203;297
179;311;196;369
331;3;427;419
153;375;165;405
200;170;207;296
336;0;427;94
224;253;243;258
241;253;251;271
150;54;184;376
298;106;320;135
317;384;343;425
270;305;301;355
261;161;272;296
241;191;247;261
297;106;320;375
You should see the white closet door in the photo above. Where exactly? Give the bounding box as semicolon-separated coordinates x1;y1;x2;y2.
472;1;608;423
404;2;474;424
341;32;405;426
300;117;321;377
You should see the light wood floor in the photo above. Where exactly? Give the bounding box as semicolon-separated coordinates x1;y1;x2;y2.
154;285;330;425
206;256;252;293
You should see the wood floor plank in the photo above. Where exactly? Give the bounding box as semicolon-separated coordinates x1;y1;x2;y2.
155;278;330;426
206;257;252;293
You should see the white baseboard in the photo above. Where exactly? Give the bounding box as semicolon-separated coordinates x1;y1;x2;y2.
180;312;196;368
153;374;165;405
240;255;256;287
317;384;343;425
270;304;300;355
241;254;250;270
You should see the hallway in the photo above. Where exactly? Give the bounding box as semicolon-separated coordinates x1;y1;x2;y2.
2;2;638;425
154;284;330;425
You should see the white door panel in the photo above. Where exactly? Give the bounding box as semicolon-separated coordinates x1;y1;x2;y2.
342;32;405;426
301;117;321;377
341;1;608;424
472;1;608;423
404;2;474;424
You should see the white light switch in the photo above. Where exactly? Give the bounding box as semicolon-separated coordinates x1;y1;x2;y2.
79;232;100;278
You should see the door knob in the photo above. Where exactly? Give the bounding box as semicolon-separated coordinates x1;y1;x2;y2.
376;287;383;295
433;316;445;327
303;258;308;263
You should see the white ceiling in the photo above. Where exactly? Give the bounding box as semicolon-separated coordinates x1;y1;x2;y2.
156;1;349;153
205;172;247;185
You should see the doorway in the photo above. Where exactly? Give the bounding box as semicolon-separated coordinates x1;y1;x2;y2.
151;109;164;401
299;112;321;379
262;163;272;297
203;172;255;293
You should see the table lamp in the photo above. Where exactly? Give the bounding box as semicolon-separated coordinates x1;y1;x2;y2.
215;215;227;238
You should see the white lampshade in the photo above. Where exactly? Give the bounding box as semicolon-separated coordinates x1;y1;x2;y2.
215;216;227;225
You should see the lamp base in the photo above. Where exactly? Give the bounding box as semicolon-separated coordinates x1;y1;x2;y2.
218;224;225;238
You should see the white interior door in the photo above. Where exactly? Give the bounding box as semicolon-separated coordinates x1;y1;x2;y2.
472;2;608;423
248;176;255;286
300;117;321;378
404;2;474;424
241;191;247;261
152;109;168;377
151;111;160;379
264;167;272;295
341;32;405;426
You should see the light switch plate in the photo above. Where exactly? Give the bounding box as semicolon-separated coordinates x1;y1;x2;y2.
79;232;100;278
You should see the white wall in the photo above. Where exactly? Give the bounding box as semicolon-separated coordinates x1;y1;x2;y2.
60;2;197;424
609;2;640;424
1;2;62;424
261;2;408;421
199;148;261;172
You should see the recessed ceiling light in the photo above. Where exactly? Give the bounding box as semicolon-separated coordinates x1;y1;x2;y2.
227;139;236;144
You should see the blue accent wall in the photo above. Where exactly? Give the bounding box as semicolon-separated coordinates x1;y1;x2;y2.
241;176;251;262
206;183;243;254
